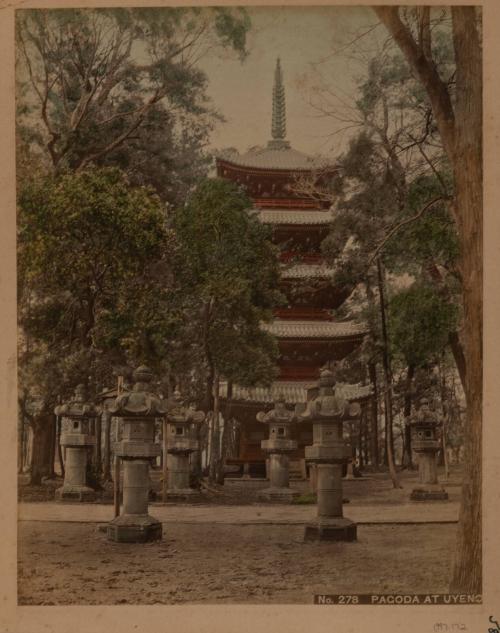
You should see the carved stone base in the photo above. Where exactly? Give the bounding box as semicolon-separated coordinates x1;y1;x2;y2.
164;488;203;502
258;487;300;503
410;487;449;501
106;514;162;543
304;517;357;542
55;485;96;503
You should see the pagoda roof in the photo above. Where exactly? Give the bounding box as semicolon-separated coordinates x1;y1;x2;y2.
218;144;329;172
220;380;372;405
256;208;333;225
262;319;368;339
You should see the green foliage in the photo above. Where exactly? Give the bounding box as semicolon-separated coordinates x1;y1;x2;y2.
18;166;175;400
173;178;283;388
320;43;461;381
16;7;251;205
384;174;460;275
388;284;458;367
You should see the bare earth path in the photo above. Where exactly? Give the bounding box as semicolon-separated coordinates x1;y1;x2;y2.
18;500;459;524
18;521;455;605
18;468;462;605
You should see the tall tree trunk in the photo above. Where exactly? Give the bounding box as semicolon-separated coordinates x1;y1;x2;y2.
368;363;380;468
95;413;102;475
357;407;365;469
29;415;54;485
216;384;233;485
162;418;168;502
56;414;65;478
439;360;450;480
402;364;415;468
377;257;401;488
209;370;220;484
374;3;482;594
450;12;482;594
216;417;228;485
47;414;56;478
102;409;111;481
18;411;24;474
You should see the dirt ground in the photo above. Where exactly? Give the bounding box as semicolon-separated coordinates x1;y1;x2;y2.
18;521;455;605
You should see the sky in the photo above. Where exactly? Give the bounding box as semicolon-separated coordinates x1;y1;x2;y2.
198;6;385;160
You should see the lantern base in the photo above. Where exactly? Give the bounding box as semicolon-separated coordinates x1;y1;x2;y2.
106;514;162;543
258;486;300;503
410;487;448;501
55;485;96;503
164;488;203;501
304;517;357;542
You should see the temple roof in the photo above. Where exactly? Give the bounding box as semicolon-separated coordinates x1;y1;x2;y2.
256;208;333;225
220;380;372;404
218;146;327;172
262;319;368;339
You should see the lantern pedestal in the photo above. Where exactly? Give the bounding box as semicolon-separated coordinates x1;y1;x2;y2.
303;462;357;541
165;452;202;500
256;403;300;503
164;396;206;501
55;487;95;502
107;514;162;543
409;401;448;502
299;369;359;542
105;366;166;543
259;453;300;502
304;517;357;541
107;456;162;542
54;386;97;503
55;446;96;502
410;486;448;501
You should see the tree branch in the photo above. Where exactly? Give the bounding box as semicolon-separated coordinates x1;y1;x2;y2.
368;196;449;265
373;7;456;160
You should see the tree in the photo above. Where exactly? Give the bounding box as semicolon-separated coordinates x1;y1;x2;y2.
172;178;283;482
16;7;250;204
301;33;465;386
373;5;482;595
388;283;458;467
17;166;173;482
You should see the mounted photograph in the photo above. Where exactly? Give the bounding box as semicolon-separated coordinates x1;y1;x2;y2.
15;4;483;608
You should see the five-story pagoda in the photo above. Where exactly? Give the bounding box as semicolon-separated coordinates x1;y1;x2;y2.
217;59;370;477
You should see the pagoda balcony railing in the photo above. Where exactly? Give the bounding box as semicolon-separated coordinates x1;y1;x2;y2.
253;197;322;209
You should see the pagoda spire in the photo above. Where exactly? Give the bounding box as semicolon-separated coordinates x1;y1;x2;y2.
269;57;290;149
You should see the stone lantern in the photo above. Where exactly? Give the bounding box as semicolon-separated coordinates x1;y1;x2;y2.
256;396;300;501
299;368;359;541
54;384;97;502
165;389;205;499
410;398;448;501
106;365;166;542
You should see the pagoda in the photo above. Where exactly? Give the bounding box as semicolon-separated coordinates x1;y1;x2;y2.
217;59;370;478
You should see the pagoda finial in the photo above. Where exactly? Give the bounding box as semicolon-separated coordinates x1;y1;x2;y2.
269;57;290;149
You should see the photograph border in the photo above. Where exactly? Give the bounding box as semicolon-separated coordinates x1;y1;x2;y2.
1;0;498;631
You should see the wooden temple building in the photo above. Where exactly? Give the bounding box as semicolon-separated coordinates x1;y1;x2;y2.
217;59;371;477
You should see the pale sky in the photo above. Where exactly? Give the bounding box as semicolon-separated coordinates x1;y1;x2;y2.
199;6;385;160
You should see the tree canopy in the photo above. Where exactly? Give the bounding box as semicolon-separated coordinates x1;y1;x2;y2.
18;166;174;399
16;7;251;205
173;177;283;393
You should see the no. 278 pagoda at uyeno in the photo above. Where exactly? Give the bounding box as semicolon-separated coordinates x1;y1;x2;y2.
217;58;371;478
